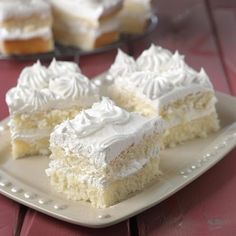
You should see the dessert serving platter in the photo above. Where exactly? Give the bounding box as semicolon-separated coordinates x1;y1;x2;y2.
0;15;158;61
0;92;236;228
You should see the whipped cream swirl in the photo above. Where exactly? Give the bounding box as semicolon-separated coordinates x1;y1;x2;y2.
6;59;99;114
6;86;56;113
48;58;81;77
107;49;137;81
18;61;49;89
49;72;97;100
65;97;130;138
111;44;214;103
136;44;172;72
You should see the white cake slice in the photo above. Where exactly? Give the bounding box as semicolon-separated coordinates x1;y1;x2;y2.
0;0;54;55
119;0;153;34
107;45;220;148
46;97;164;208
49;0;123;50
6;59;99;159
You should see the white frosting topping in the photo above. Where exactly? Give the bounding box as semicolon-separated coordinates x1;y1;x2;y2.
49;0;122;22
48;58;81;77
0;27;52;40
0;0;51;21
50;97;164;168
107;49;137;81
67;98;130;138
49;73;97;100
136;44;173;73
110;44;214;110
6;60;99;114
18;61;49;89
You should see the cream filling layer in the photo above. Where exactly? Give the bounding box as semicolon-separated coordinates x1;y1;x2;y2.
0;27;52;40
165;97;217;129
46;148;159;188
115;82;215;113
11;128;51;142
53;17;119;37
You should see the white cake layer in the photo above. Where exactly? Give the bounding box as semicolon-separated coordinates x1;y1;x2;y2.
0;27;52;40
46;152;160;188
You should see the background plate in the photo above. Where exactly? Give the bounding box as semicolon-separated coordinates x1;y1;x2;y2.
0;15;158;61
0;92;236;228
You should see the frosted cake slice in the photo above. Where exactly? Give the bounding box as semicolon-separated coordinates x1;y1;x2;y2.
49;0;123;50
119;0;153;34
107;45;220;147
0;0;54;55
6;60;99;159
46;97;164;208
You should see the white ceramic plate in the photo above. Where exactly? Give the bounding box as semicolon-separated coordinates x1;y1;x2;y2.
0;92;236;228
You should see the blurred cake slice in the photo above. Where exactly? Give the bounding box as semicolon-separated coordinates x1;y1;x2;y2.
0;0;54;55
108;46;220;147
46;97;164;208
49;0;123;50
6;60;99;159
119;0;153;34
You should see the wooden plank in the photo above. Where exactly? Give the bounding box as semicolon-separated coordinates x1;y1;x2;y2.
0;194;21;236
208;0;236;95
20;209;130;236
129;0;230;93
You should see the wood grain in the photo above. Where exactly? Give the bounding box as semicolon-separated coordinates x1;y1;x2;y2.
137;149;236;236
20;210;130;236
208;0;236;95
0;195;21;236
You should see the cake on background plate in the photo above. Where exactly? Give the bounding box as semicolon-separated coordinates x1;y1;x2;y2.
0;0;54;55
6;59;99;159
119;0;153;34
49;0;123;50
107;45;220;148
46;97;164;208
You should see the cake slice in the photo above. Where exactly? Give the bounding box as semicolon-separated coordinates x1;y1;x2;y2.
49;0;123;50
46;97;164;208
6;60;99;159
119;0;153;34
107;46;220;147
0;0;54;55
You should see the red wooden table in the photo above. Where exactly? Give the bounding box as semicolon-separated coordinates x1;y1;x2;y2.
1;1;236;235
